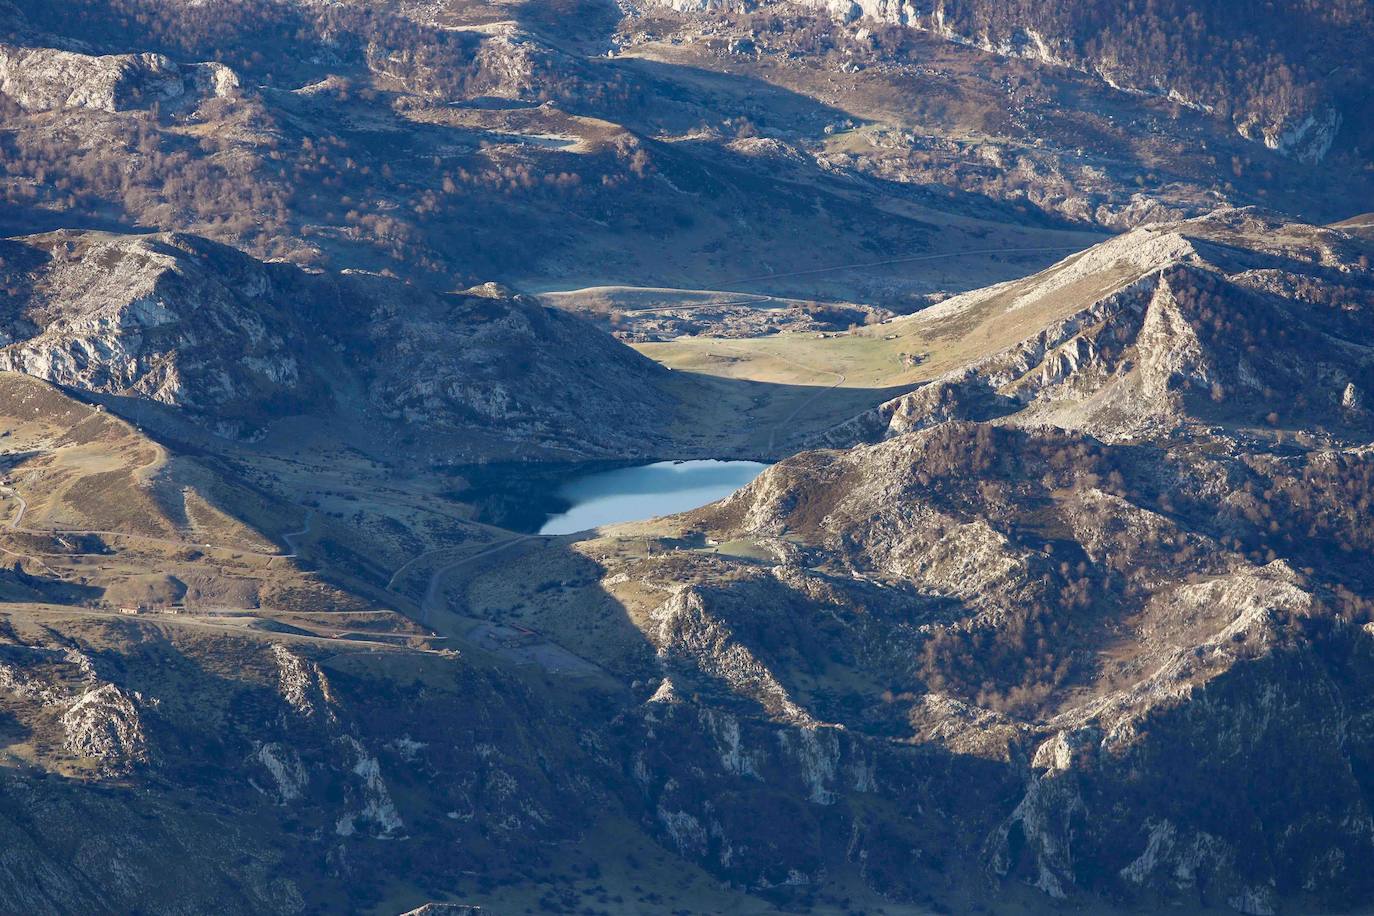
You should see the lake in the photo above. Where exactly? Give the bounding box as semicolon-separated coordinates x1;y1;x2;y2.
538;460;769;535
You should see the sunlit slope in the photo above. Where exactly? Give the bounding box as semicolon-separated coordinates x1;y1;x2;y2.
633;227;1178;389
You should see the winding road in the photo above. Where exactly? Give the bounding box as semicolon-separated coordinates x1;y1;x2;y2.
0;485;59;577
414;535;539;624
268;511;314;567
615;293;776;314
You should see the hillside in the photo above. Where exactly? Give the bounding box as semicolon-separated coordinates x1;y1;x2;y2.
0;210;1368;912
350;208;1374;913
0;0;1103;310
770;0;1374;163
831;207;1374;443
0;0;1372;914
1;0;1370;312
0;229;680;459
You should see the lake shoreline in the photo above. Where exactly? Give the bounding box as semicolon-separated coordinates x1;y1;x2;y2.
539;460;770;535
443;459;769;535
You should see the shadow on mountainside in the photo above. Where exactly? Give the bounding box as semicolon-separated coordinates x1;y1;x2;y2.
403;524;1028;907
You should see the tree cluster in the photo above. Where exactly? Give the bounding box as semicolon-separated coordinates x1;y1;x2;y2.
935;0;1374;148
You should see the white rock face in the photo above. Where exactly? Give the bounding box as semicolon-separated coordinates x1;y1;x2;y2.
0;233;302;432
650;588;813;722
334;736;404;837
650;201;1374;907
0;659;66;705
657;803;709;855
682;0;754;10
468;27;545;99
271;644;337;722
775;726;840;804
649;0;1341;162
0;43;238;113
818;207;1374;447
60;683;150;766
1343;382;1365;412
1;645;152;771
1243;107;1342;164
255;741;309;802
0;228;674;455
194;61;240;99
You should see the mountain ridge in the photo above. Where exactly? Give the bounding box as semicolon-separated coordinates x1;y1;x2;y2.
0;228;683;457
817;207;1374;447
0;1;1372;913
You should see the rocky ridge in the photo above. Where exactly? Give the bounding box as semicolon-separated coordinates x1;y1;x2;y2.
588;209;1374;910
0;230;679;456
0;615;600;913
0;209;1370;913
702;0;1369;164
826;207;1374;446
0;1;1370;912
0;42;238;113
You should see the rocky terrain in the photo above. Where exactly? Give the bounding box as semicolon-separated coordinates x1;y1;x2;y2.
560;209;1374;912
0;42;238;114
0;229;680;457
1;1;1373;915
0;0;1107;310
612;0;1374;237
540;285;889;341
825;207;1374;444
747;0;1374;165
1;0;1370;308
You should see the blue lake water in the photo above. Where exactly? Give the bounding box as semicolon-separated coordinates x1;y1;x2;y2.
538;460;769;535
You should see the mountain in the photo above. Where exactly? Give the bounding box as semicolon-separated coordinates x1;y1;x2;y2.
0;212;1370;913
0;0;1373;914
0;229;679;458
48;207;1348;913
1;0;1370;310
767;0;1374;163
0;42;239;113
545;209;1374;911
0;0;1102;310
826;207;1374;444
